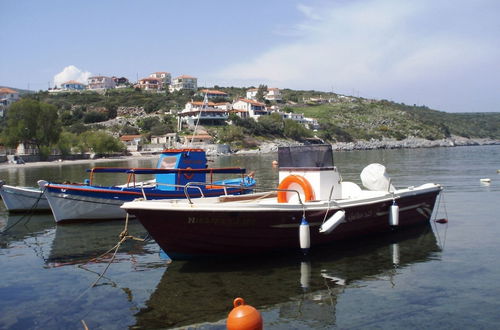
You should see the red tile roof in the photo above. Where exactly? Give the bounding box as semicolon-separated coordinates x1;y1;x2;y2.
0;88;18;94
175;75;196;79
120;135;142;141
62;80;85;85
200;89;228;95
237;98;266;106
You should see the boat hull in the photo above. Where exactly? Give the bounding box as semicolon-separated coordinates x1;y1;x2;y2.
0;183;50;212
42;183;253;222
125;186;441;259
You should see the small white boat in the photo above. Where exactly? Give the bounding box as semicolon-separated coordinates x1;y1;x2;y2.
0;180;50;212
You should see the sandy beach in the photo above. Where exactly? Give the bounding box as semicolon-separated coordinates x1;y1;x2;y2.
0;154;159;170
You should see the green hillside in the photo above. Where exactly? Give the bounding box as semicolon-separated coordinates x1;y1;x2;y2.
4;88;499;146
289;100;500;141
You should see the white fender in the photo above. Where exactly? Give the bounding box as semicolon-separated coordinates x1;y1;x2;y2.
319;210;346;234
299;217;310;250
389;201;399;226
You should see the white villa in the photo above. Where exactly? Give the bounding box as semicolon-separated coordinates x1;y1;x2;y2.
231;99;269;119
137;77;163;91
178;100;230;129
246;87;282;101
149;72;171;86
87;76;116;90
170;75;197;92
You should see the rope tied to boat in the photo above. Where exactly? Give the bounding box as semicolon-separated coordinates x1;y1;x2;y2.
79;213;145;288
431;188;449;250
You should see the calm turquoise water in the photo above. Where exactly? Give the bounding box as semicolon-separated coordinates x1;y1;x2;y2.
0;146;499;329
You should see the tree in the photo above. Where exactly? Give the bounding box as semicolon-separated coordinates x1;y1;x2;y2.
258;113;284;136
57;131;82;155
80;131;125;155
83;111;107;123
284;119;312;141
255;84;268;102
2;99;62;154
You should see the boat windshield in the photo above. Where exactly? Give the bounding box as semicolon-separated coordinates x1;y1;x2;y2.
278;145;334;168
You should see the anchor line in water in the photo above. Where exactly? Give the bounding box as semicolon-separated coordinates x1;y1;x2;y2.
1;186;47;234
431;189;449;250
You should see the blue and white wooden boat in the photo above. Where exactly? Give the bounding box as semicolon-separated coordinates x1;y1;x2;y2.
38;149;256;222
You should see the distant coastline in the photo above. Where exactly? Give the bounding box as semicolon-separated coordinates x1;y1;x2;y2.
234;136;500;154
0;136;498;169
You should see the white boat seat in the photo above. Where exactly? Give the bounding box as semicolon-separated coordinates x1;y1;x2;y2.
341;181;362;199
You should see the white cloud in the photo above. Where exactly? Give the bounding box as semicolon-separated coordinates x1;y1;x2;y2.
215;0;500;111
53;65;92;87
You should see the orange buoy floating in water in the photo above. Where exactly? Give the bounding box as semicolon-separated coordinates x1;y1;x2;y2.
227;297;263;330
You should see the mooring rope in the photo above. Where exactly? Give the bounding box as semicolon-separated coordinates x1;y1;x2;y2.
432;189;449;250
79;213;145;288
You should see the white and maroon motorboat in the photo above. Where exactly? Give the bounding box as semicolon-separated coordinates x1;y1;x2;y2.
122;145;443;259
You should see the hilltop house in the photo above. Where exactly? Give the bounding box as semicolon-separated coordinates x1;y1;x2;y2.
60;80;86;91
231;99;269;119
112;76;130;88
137;77;163;91
0;88;20;117
277;111;320;130
170;75;197;92
178;101;230;129
246;87;282;101
149;72;171;86
87;76;116;90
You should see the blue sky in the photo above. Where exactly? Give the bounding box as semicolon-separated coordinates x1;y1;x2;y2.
1;0;499;113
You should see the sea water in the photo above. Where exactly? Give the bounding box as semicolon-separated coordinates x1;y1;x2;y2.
0;145;499;329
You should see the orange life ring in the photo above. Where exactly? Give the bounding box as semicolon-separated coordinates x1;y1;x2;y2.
277;175;315;203
183;167;194;180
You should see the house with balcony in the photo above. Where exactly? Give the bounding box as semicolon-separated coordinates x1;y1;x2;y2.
87;76;116;90
266;88;282;101
137;77;163;91
112;76;130;88
0;88;20;117
178;101;229;128
231;98;269;119
149;72;171;86
276;111;320;130
170;75;197;92
60;80;86;91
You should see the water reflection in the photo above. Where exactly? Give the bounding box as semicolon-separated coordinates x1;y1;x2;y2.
0;213;55;249
134;224;440;328
47;219;151;267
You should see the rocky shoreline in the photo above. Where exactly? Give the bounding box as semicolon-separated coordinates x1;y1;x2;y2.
235;136;500;154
